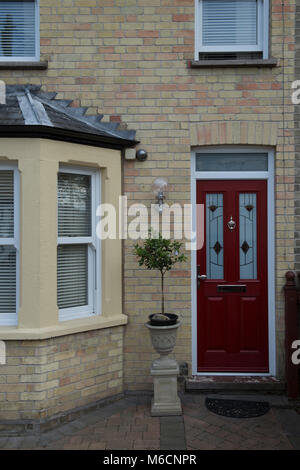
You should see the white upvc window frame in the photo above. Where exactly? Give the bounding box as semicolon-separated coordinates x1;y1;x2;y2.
57;165;101;322
194;0;269;60
0;163;19;326
0;0;40;62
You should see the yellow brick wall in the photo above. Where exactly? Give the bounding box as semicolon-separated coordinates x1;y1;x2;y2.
0;0;296;390
0;327;123;424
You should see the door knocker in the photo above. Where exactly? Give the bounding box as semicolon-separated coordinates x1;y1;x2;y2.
227;216;236;231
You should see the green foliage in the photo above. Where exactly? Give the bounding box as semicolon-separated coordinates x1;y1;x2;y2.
134;232;187;315
134;232;187;275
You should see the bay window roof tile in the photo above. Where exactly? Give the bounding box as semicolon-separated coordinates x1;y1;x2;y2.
0;85;138;149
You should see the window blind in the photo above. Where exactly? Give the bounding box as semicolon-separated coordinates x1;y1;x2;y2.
57;171;92;313
0;170;14;237
58;173;91;238
0;246;16;313
57;244;88;310
0;170;16;316
202;0;258;46
0;0;36;58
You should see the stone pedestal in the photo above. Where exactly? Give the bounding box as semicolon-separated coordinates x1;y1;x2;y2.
150;356;182;416
145;321;182;416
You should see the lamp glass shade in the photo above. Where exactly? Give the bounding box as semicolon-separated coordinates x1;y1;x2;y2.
152;178;168;195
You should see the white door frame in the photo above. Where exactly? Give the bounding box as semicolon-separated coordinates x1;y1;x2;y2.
191;146;276;376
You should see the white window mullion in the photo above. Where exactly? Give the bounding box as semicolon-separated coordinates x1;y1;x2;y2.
88;244;95;312
195;0;201;60
262;0;269;59
0;238;15;245
88;171;96;310
93;172;101;316
13;168;20;250
58;237;92;245
35;0;40;61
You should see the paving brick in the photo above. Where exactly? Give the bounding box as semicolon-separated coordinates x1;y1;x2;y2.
0;395;299;450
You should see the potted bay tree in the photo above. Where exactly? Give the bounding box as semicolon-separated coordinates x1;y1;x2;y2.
134;232;187;415
134;231;187;326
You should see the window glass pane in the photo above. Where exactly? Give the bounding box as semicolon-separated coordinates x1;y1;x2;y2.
58;172;91;237
196;153;268;172
0;170;14;237
0;1;36;57
0;246;16;313
57;244;88;310
239;193;257;279
202;0;258;46
206;193;223;279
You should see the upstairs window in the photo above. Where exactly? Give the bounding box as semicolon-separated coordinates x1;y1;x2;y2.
195;0;269;60
0;0;39;61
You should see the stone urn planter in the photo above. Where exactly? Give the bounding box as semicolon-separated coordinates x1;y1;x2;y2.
134;232;186;416
146;319;181;360
145;320;182;416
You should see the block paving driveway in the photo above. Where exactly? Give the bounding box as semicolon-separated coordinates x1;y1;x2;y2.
0;394;299;450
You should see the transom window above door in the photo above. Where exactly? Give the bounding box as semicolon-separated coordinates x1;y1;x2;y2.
195;152;268;172
195;0;269;60
0;0;39;61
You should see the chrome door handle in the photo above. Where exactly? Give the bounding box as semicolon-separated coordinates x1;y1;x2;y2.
197;267;207;288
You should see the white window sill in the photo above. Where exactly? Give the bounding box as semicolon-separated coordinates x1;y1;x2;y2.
0;313;128;340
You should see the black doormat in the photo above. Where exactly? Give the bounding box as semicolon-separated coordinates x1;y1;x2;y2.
205;397;270;418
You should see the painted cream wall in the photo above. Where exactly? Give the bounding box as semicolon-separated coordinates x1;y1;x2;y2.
0;138;126;339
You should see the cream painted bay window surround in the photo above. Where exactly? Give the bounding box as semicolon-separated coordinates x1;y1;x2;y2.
0;139;125;339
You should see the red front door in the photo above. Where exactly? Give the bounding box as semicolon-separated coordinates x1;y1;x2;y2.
197;180;269;373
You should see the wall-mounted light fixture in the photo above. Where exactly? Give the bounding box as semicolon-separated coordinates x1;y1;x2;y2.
152;177;168;213
124;148;148;161
136;149;148;161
